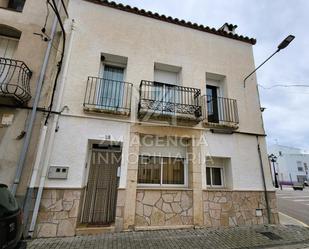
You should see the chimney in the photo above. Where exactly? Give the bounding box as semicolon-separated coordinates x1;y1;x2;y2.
219;23;238;35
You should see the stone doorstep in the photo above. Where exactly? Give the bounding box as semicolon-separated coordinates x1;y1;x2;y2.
135;224;194;231
75;226;115;236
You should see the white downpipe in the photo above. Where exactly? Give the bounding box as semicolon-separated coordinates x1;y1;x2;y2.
28;126;48;189
28;20;76;236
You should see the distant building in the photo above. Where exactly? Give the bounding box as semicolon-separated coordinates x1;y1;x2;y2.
268;144;309;184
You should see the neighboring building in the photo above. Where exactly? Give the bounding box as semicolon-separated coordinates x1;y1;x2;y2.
25;0;278;238
0;0;64;196
268;144;309;184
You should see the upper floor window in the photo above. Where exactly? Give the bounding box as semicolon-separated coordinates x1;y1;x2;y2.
0;36;18;58
297;161;303;172
98;64;125;110
0;0;26;12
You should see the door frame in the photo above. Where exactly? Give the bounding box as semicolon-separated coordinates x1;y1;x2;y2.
79;141;122;226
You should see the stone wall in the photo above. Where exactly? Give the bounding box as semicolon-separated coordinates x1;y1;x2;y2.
135;189;193;227
202;190;279;227
35;189;81;237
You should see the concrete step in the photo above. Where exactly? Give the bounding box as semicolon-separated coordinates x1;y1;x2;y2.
76;226;115;236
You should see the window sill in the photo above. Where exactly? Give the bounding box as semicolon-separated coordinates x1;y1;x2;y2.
137;186;192;191
204;187;230;191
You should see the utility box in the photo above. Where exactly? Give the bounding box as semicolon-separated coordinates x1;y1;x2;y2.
1;114;14;126
48;166;69;179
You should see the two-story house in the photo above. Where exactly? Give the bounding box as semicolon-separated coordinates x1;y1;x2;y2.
27;0;279;238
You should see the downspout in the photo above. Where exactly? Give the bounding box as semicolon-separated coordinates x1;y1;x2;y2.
256;135;271;223
11;1;61;195
28;19;76;238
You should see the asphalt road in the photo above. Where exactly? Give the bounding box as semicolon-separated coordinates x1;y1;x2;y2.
277;188;309;226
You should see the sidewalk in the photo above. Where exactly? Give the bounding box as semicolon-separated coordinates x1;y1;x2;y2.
27;225;309;249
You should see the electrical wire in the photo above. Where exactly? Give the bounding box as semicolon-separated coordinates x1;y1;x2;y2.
44;0;66;125
258;83;309;89
43;1;50;30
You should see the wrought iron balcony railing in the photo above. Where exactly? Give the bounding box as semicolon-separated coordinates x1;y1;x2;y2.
138;80;201;121
201;95;239;127
0;57;32;104
83;76;133;115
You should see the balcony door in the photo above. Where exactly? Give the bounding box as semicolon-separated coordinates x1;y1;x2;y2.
0;36;18;58
153;69;179;111
0;36;18;84
98;65;124;110
206;85;219;123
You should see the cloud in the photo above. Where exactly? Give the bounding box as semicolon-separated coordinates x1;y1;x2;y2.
118;0;309;150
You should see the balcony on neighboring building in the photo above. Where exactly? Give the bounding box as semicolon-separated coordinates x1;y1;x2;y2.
138;80;201;124
0;57;32;105
83;76;133;116
201;95;239;129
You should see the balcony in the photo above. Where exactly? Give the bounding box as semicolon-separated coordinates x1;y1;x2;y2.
138;80;201;123
201;95;239;129
83;76;133;116
0;57;32;105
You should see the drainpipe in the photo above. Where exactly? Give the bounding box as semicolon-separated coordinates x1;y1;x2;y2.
11;0;61;195
256;136;271;224
28;19;76;238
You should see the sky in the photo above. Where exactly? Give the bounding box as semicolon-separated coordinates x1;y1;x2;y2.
116;0;309;151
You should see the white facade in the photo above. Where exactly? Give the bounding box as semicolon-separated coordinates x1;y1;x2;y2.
268;144;309;184
27;0;279;237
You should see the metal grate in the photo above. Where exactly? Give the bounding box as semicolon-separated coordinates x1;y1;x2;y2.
258;231;283;240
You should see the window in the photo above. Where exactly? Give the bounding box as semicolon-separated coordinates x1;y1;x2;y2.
206;85;219;123
297;161;303;172
153;63;181;106
206;167;224;187
0;0;26;11
138;155;185;186
98;64;125;109
0;36;18;58
298;167;304;172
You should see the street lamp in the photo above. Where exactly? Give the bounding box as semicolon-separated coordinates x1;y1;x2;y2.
243;35;295;87
269;154;279;188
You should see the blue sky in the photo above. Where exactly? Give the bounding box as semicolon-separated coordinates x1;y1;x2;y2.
116;0;309;150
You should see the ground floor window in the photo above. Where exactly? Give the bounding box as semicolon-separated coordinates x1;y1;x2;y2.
206;166;224;187
138;155;185;186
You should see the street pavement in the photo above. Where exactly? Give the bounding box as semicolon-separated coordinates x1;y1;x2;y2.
27;225;309;249
277;187;309;226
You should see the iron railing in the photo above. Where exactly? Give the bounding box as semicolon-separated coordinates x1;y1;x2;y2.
138;80;201;119
0;57;32;103
201;95;239;125
83;76;133;115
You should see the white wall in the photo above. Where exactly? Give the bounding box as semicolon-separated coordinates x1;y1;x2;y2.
204;132;273;190
45;115;130;188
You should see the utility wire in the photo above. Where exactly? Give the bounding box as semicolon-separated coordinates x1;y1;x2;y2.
44;0;66;125
258;83;309;90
